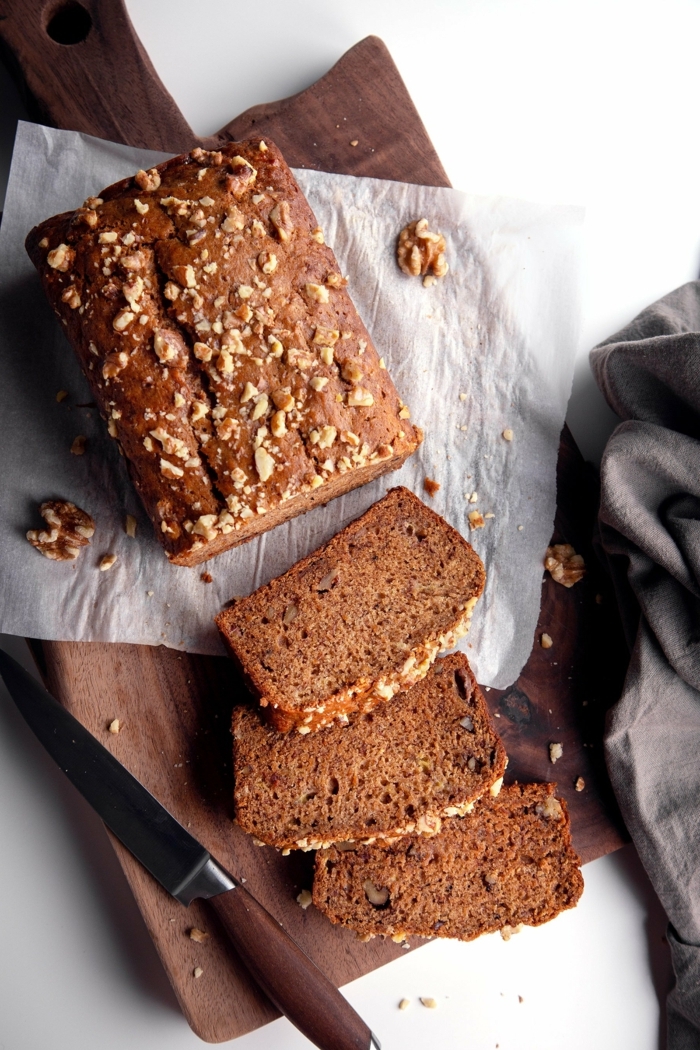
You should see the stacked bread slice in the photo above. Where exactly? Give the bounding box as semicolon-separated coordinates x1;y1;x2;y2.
218;487;583;943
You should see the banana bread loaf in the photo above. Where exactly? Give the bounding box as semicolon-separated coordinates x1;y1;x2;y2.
217;487;486;731
25;139;422;565
312;782;583;942
232;653;506;850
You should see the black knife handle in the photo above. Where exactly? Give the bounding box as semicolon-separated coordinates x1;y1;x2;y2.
208;886;378;1050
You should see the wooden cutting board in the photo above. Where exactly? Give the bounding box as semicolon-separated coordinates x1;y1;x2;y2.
2;2;628;1042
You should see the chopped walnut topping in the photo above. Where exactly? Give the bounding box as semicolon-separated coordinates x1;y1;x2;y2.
272;389;294;412
310;376;329;392
102;351;129;378
188;927;209;943
193;341;213;363
269;201;293;241
347;387;374;407
160;458;184;479
47;243;74;272
193;514;218;541
325;272;348;288
113;308;135;332
26;500;94;561
133;198;149;215
397;219;448;280
255;446;275;482
154;330;180;363
296;889;313;910
99;231;118;244
271;410;287;438
549;742;563;764
341;361;363;384
241;382;258;403
314;325;340;346
258;250;278;274
363;880;389;907
545;544;586;588
320;346;334;366
61;285;81;309
99;553;117;571
423;477;440;497
221;205;245;233
71;435;87;456
305;282;330;304
540;632;553;649
134;168;161;192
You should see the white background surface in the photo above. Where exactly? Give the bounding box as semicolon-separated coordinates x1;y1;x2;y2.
2;0;698;1046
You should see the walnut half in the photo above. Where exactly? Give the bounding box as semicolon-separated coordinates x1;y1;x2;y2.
397;219;448;281
26;500;95;561
545;544;586;588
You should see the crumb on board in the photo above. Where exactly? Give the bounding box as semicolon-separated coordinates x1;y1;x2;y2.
468;510;485;531
420;997;437;1009
56;390;68;403
108;718;120;734
125;514;137;538
575;776;585;792
423;477;440;497
399;998;411;1011
540;633;553;649
350;139;359;147
297;889;313;910
549;742;563;764
193;967;203;979
188;928;209;943
71;435;87;455
99;553;117;571
201;572;213;584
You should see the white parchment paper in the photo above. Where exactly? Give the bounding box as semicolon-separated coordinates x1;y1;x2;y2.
0;121;583;688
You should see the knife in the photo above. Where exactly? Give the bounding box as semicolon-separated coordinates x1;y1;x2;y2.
0;648;380;1050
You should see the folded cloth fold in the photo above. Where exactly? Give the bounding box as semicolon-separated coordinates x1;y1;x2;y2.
591;281;700;1050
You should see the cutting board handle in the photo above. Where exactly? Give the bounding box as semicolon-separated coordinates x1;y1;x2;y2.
0;0;196;151
0;3;450;184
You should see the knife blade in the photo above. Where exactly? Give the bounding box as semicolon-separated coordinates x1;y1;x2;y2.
0;648;380;1050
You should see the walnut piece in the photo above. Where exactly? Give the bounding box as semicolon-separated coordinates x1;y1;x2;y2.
423;477;440;497
397;219;448;280
363;879;390;907
26;500;95;561
296;889;313;910
545;544;586;587
188;927;209;943
540;632;553;649
549;742;563;764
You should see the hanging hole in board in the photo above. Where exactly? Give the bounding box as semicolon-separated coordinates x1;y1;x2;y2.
45;1;92;45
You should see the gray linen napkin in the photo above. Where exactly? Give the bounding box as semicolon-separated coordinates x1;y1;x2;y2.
591;281;700;1049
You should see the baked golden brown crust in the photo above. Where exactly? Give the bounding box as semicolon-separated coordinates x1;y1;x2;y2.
25;140;422;565
217;487;486;732
232;653;506;851
312;782;584;942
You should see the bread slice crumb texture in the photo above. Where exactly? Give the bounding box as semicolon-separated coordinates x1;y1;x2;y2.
312;782;583;942
217;487;485;730
233;653;506;850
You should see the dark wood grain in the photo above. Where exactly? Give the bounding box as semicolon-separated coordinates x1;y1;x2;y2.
2;3;628;1042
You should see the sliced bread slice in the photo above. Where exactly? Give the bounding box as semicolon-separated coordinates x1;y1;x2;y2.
232;653;506;851
217;487;485;732
312;782;583;942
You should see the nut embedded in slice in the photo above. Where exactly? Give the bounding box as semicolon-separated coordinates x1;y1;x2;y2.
26;500;95;561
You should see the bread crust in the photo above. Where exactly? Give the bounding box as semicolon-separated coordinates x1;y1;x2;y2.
25;140;421;564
